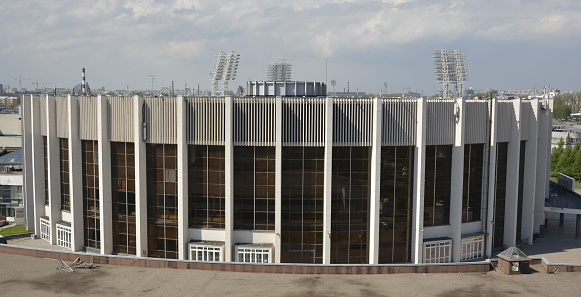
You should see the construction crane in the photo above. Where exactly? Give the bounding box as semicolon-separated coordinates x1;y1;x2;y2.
15;77;34;92
32;81;56;92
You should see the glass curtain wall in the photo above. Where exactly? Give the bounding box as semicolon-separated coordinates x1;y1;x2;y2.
60;138;70;211
43;136;49;205
331;146;370;264
234;146;275;231
493;142;509;250
188;145;226;229
424;145;452;226
146;144;178;259
111;142;136;255
82;140;100;249
516;140;526;243
462;144;484;223
379;146;414;263
281;147;324;264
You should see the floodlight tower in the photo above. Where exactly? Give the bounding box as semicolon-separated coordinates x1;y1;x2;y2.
434;49;468;98
266;62;292;81
210;51;240;96
222;51;240;95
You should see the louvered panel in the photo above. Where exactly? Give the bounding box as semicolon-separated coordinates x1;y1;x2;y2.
186;97;225;145
56;97;69;138
426;99;455;145
332;98;373;146
496;101;515;142
109;96;134;142
144;97;177;144
464;100;489;144
381;99;417;146
282;98;326;146
40;97;47;136
233;98;276;146
520;101;532;141
79;96;98;140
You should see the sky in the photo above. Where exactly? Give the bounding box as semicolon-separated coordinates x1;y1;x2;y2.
1;0;581;95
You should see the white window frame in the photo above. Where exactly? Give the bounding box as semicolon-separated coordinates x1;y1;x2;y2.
423;239;452;263
40;218;50;242
188;243;224;262
56;224;72;249
461;235;485;261
235;245;272;263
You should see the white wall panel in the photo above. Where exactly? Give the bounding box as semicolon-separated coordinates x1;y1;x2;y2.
233;98;275;146
426;99;455;145
56;97;69;138
381;99;417;146
186;97;225;145
282;98;326;146
520;101;532;141
333;98;373;146
144;97;177;144
109;96;134;142
496;101;516;142
40;97;47;136
79;96;98;140
464;100;489;144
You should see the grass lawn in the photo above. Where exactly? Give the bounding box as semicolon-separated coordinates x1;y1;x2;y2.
0;225;33;236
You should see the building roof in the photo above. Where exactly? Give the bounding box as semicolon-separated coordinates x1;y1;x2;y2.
497;247;530;261
0;148;23;165
545;182;581;213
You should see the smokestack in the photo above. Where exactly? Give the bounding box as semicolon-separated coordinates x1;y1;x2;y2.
81;68;86;96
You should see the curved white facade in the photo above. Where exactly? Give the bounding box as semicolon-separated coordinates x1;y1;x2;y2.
21;95;552;264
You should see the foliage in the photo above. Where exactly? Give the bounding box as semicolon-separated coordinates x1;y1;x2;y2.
473;92;495;99
551;142;581;181
0;225;32;236
553;93;581;120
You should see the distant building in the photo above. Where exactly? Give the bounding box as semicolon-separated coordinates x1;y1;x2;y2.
0;113;22;148
552;126;581;149
0;149;23;224
0;96;17;106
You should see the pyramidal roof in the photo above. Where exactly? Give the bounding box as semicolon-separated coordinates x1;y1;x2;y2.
497;247;530;261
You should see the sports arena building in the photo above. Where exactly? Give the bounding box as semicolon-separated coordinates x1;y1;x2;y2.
21;94;552;264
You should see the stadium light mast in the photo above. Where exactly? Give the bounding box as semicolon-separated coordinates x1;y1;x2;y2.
434;50;468;98
210;51;240;96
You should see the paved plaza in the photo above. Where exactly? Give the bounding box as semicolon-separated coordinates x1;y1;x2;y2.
2;212;581;296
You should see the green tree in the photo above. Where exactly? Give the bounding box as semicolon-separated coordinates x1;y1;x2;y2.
550;140;565;178
572;144;581;180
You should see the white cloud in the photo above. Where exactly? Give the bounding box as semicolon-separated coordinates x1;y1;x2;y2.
1;0;581;91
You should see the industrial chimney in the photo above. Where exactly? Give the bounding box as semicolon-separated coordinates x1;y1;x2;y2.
81;68;87;96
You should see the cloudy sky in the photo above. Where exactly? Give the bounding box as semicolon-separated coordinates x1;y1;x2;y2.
1;0;580;95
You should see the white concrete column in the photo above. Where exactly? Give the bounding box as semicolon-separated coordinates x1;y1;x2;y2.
46;95;61;245
274;96;283;263
412;97;427;264
322;96;333;264
485;99;498;258
224;96;234;262
522;99;539;245
28;96;45;234
68;95;84;252
368;97;382;264
503;98;522;248
98;95;113;254
22;95;35;230
177;96;189;260
134;95;148;257
534;99;551;234
450;98;466;262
